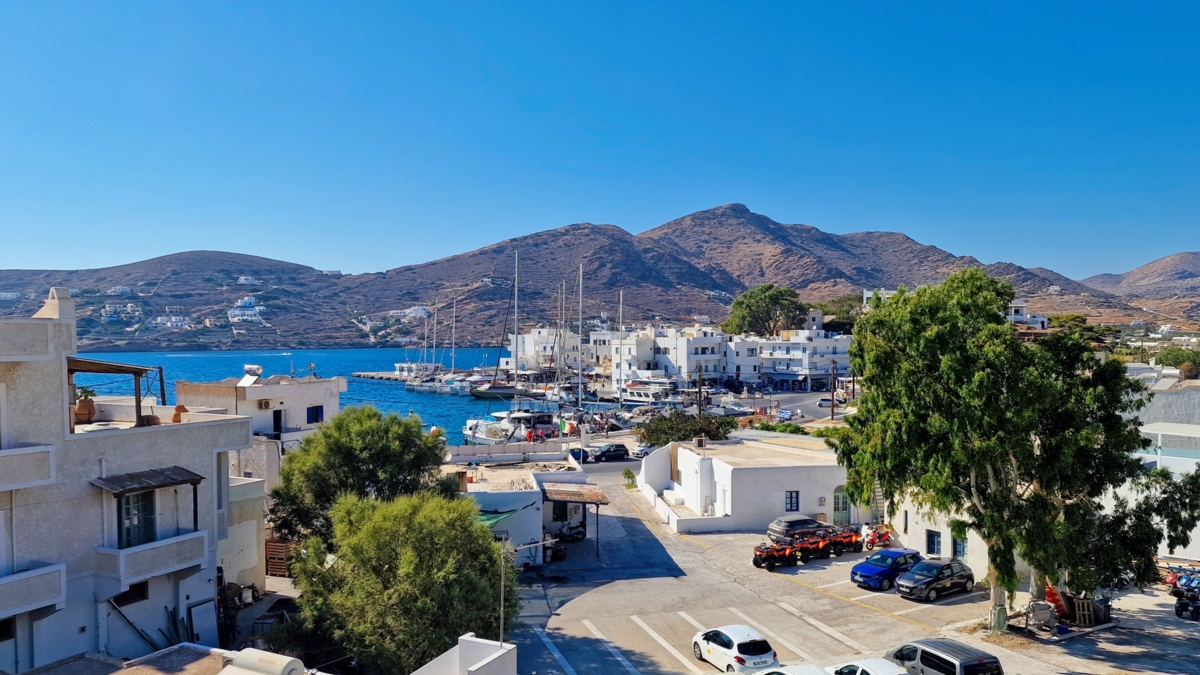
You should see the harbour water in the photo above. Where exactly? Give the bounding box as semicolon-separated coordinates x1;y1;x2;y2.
75;348;512;444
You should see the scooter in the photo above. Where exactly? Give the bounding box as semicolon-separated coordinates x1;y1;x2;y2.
1169;566;1200;620
556;521;587;543
864;527;892;551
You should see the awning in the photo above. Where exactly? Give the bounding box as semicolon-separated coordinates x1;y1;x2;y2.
478;511;517;527
540;482;610;505
90;466;205;496
67;357;153;376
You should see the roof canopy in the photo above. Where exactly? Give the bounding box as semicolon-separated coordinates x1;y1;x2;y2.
540;482;609;505
90;466;205;496
68;356;152;377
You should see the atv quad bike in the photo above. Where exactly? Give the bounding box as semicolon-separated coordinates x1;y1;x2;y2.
752;540;798;572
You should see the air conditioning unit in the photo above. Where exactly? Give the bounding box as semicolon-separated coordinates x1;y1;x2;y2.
257;399;271;410
693;437;706;449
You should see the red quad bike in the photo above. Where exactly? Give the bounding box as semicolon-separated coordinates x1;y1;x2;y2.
826;527;865;556
792;534;833;563
753;540;798;572
864;527;893;551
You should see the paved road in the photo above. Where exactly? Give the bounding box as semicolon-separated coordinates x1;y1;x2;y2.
512;467;1185;675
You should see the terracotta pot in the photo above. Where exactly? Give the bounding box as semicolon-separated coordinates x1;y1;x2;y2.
75;399;96;424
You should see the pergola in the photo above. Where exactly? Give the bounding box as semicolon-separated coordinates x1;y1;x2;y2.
67;356;166;428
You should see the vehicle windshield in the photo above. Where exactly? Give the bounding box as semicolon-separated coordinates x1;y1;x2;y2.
865;552;894;567
770;518;795;528
910;562;941;577
963;663;1004;675
737;639;773;656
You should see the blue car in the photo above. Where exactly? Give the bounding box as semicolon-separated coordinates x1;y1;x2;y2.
569;447;590;463
850;548;922;591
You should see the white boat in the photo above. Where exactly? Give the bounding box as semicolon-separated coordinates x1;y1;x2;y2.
462;409;559;445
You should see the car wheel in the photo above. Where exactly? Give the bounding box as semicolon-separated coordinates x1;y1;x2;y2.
966;577;975;591
880;578;892;591
927;588;938;602
693;643;704;662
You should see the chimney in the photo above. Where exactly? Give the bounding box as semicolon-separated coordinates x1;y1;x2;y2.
32;287;76;320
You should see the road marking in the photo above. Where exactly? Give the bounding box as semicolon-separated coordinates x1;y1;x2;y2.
583;619;642;675
630;615;704;675
894;592;988;614
818;579;854;588
849;592;881;601
727;606;814;662
532;625;579;675
677;611;706;630
777;602;871;654
776;573;939;632
679;532;713;549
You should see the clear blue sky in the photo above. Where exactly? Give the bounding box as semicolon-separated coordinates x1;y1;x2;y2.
1;2;1197;279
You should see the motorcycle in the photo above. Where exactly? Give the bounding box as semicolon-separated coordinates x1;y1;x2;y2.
864;527;892;551
1168;565;1200;620
556;521;587;543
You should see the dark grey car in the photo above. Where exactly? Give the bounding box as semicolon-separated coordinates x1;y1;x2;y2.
767;515;832;543
896;560;975;602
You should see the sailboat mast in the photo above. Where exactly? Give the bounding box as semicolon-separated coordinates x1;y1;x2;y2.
432;298;438;370
513;251;519;380
618;289;623;409
578;263;583;408
451;297;457;373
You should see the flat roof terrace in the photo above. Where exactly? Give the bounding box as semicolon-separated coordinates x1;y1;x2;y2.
686;438;840;468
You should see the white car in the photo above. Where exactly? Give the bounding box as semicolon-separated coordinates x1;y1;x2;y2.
631;443;656;458
692;624;778;672
824;659;907;675
756;666;825;675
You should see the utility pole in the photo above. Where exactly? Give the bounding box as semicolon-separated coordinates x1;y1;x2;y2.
830;360;837;421
451;297;456;373
578;263;584;408
695;363;705;420
513;251;519;377
618;290;624;409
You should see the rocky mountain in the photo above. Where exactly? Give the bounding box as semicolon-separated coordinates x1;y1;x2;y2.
0;204;1134;351
1083;252;1200;298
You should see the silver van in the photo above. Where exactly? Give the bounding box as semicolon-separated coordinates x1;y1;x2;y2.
886;639;1003;675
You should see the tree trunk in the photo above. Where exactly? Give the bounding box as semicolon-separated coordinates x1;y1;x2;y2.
1030;569;1046;601
987;563;1008;631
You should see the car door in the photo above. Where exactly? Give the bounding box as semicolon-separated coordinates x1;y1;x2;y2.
704;631;730;669
892;644;919;674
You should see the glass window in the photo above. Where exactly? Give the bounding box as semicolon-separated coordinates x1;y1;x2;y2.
784;491;799;512
926;530;942;556
963;663;1004;675
306;405;324;424
737;639;773;656
919;650;957;675
895;645;918;662
112;580;149;607
0;617;13;642
903;510;909;533
552;502;568;522
120;491;156;549
834;667;860;675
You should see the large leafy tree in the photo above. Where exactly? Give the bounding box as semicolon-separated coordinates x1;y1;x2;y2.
269;405;453;542
269;494;521;675
637;410;738;447
721;284;808;336
832;268;1200;626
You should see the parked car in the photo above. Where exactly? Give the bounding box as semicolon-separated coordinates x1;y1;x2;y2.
592;443;629;462
758;666;825;675
817;397;834;407
850;549;922;591
568;447;590;463
886;638;1003;675
691;624;778;672
767;515;833;543
897;559;975;602
631;443;656;458
824;658;907;675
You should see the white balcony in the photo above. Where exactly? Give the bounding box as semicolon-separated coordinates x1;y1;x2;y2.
94;530;208;593
0;444;56;490
0;563;66;619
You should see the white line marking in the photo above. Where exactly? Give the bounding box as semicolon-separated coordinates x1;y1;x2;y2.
583;619;642;675
533;625;579;675
777;602;871;654
677;611;705;630
849;592;882;601
818;579;854;588
727;607;814;662
630;615;704;675
895;592;988;614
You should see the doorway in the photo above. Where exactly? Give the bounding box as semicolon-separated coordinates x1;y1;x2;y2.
832;486;850;526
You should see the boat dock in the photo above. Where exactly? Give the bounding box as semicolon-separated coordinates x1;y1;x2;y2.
352;371;408;381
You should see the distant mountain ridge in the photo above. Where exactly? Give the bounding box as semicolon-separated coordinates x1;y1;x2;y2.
1083;252;1200;298
0;204;1137;351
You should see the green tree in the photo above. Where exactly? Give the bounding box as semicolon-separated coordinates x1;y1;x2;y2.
1047;314;1120;349
269;494;520;675
813;293;863;333
637;410;738;447
721;284;808;336
1154;346;1200;369
830;268;1200;627
269;405;453;543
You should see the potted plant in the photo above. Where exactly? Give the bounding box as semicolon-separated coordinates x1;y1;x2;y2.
74;386;97;424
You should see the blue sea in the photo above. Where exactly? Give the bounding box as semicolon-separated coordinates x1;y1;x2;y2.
75;348;510;444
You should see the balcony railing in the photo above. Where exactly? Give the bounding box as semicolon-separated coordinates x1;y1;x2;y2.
0;444;56;490
94;530;208;593
0;562;66;619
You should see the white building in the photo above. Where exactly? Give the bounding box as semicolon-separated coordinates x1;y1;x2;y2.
387;306;432;320
177;368;346;495
502;327;582;374
105;286;131;296
758;329;853;392
236;276;260;285
1005;300;1048;330
150;316;189;329
227;298;263;324
862;288;899;310
721;335;762;384
0;289;254;668
637;434;866;533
